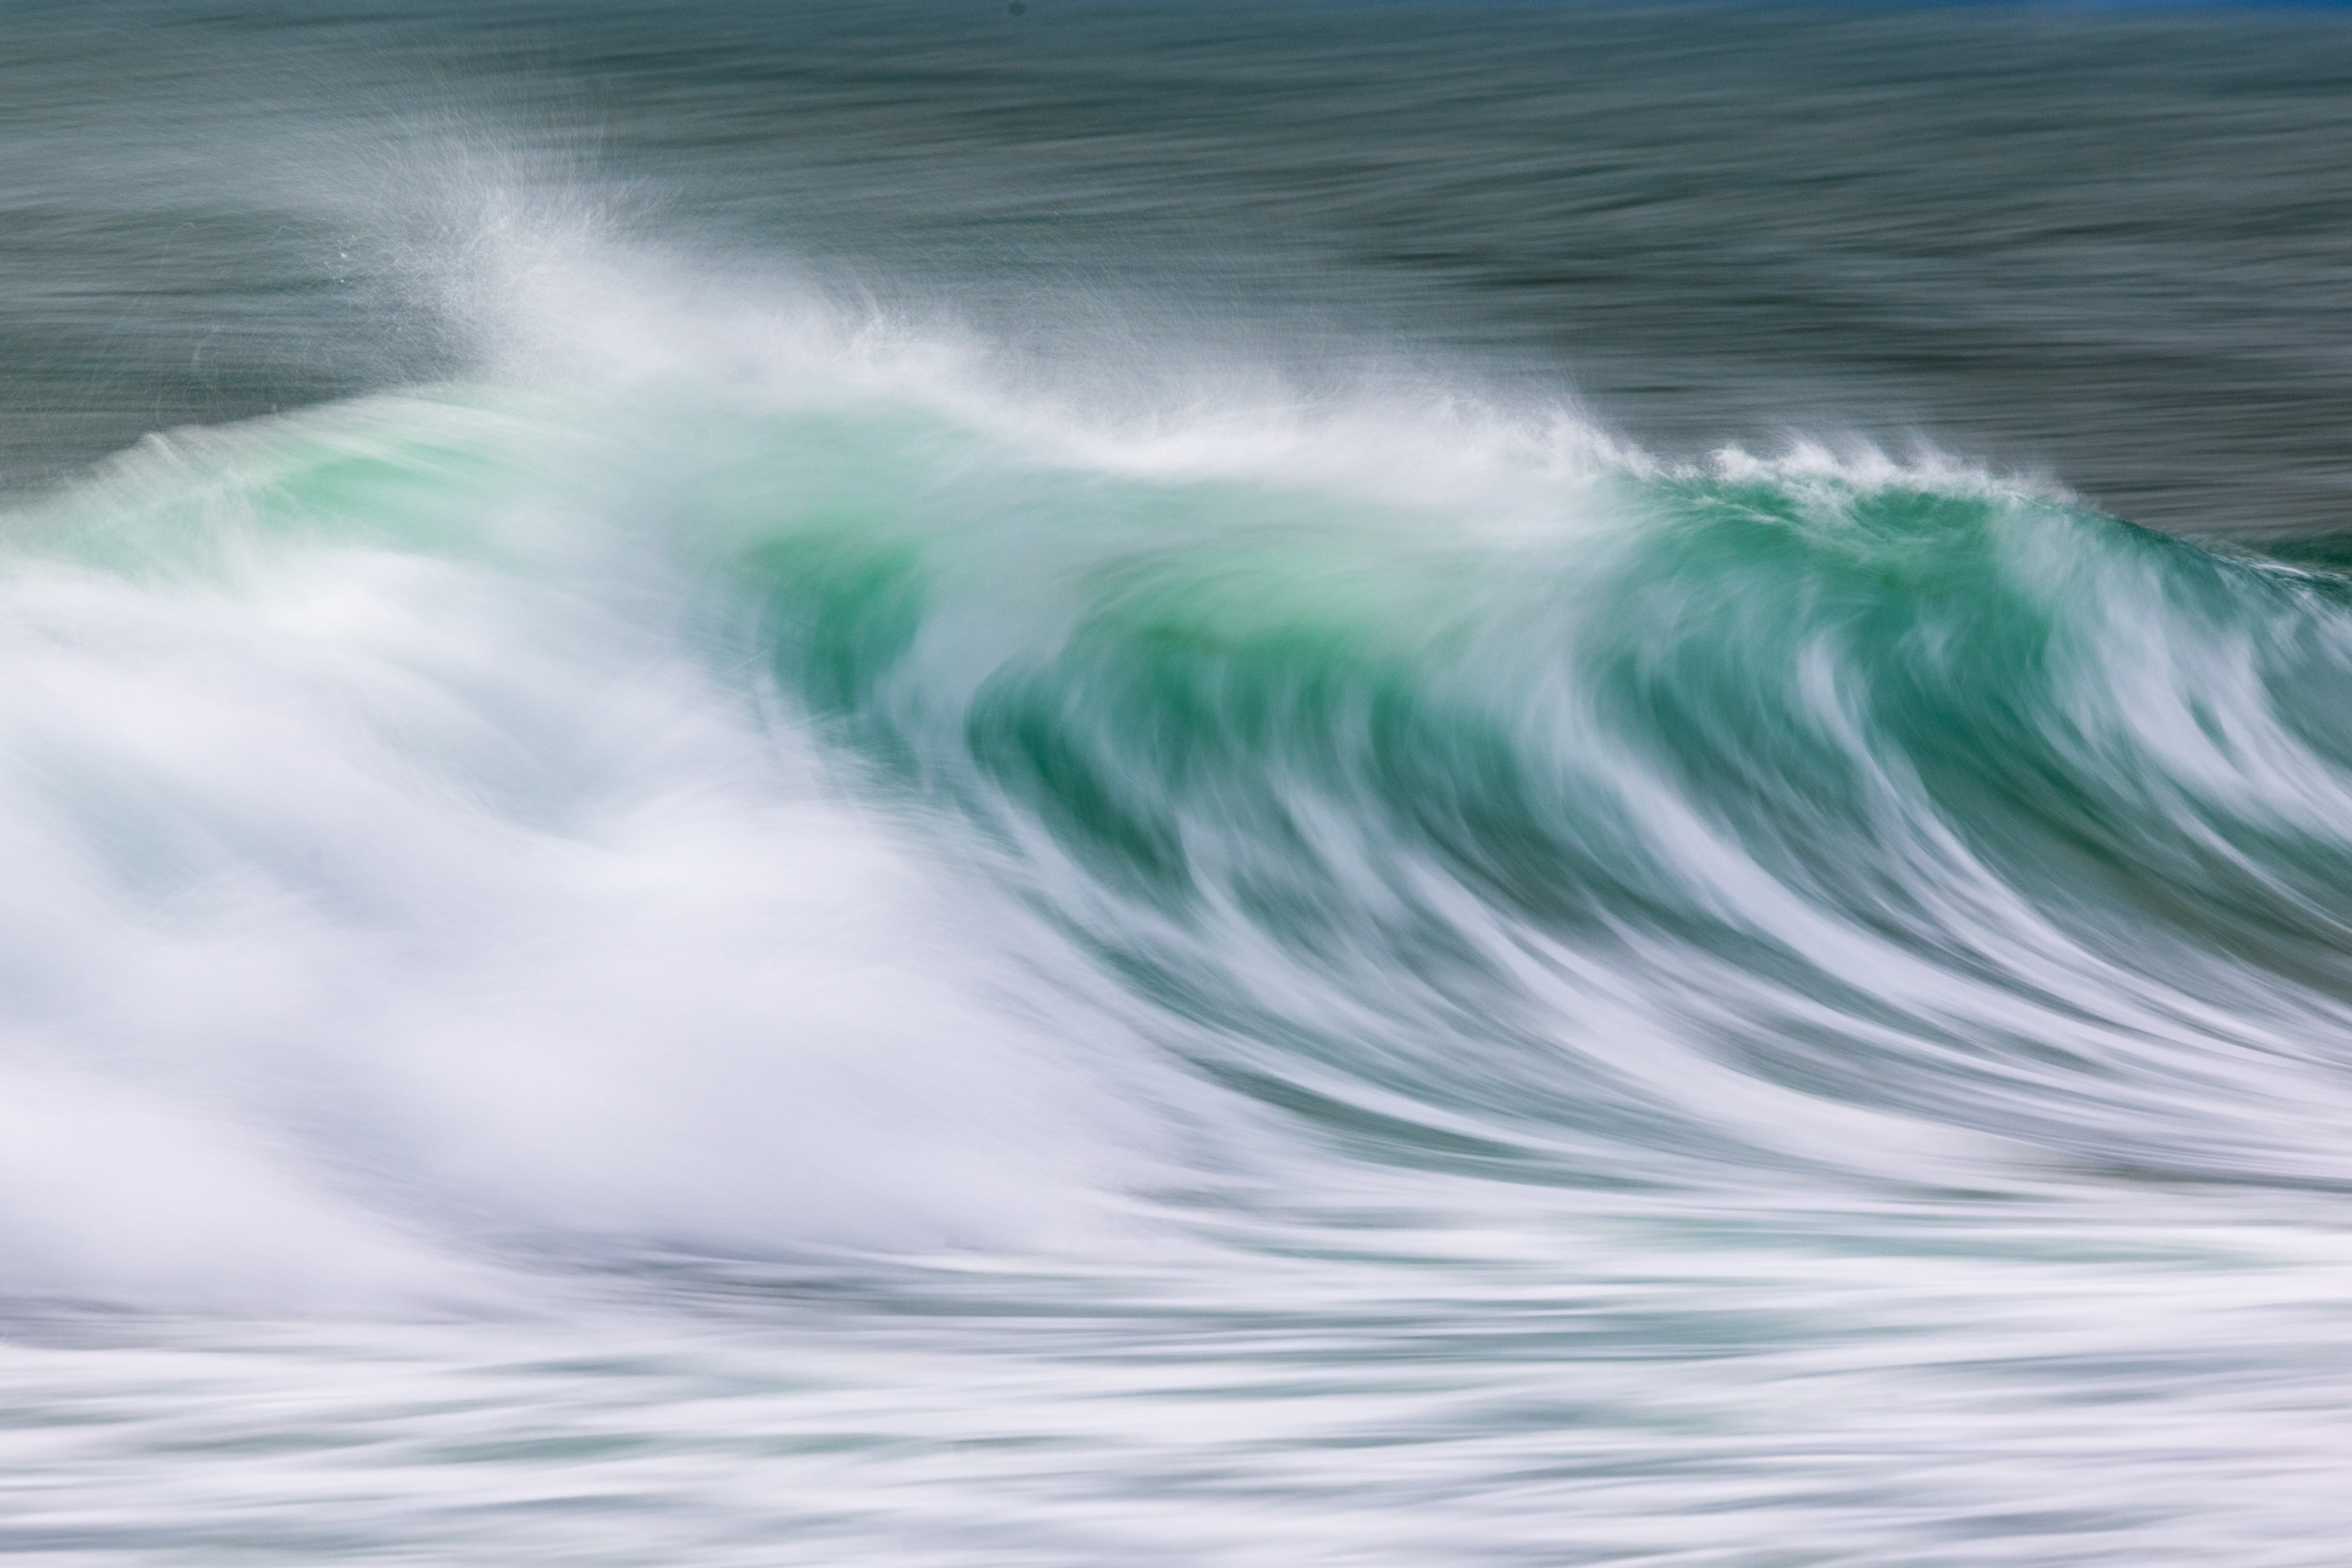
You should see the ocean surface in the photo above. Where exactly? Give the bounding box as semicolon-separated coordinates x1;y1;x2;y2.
10;3;2352;1562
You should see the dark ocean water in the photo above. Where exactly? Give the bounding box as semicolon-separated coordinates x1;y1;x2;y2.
21;2;2352;533
11;5;2352;1565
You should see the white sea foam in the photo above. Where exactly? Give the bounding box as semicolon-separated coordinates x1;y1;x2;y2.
0;421;1173;1309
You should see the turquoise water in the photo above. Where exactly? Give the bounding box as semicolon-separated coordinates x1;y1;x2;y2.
11;5;2352;1564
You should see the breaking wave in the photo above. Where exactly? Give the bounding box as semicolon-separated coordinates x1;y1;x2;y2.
9;234;2352;1314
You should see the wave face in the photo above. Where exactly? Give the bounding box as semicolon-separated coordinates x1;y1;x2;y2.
18;4;2352;1565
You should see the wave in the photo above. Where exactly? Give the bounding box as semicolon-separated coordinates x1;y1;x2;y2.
10;245;2352;1310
